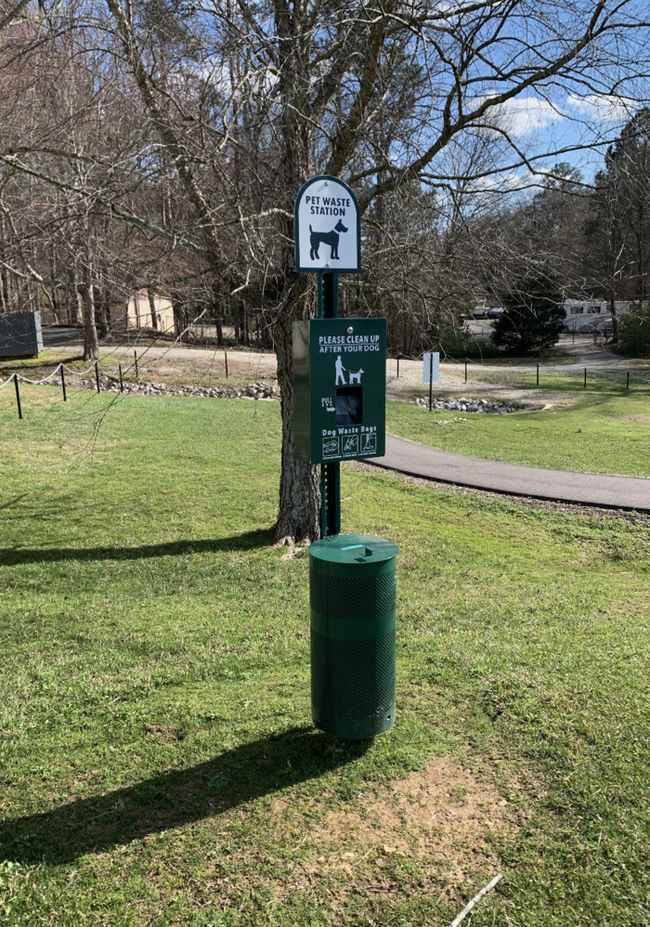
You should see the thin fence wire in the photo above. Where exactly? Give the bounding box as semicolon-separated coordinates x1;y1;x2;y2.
0;359;137;390
2;351;649;409
387;352;650;387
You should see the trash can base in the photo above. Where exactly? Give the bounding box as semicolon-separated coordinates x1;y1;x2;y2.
313;708;395;739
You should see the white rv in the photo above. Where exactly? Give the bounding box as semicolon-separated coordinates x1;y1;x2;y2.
563;300;630;333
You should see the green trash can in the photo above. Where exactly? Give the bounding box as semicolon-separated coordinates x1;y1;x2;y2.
309;534;398;739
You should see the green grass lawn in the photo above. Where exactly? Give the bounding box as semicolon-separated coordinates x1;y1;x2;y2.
387;389;650;476
1;385;650;925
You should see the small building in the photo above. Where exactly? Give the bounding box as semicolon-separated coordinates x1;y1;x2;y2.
126;290;174;333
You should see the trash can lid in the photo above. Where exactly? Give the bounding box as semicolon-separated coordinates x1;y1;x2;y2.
309;534;399;565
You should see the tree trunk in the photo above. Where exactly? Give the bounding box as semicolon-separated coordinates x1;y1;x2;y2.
68;268;80;323
147;289;158;330
215;304;224;344
210;287;224;344
270;1;322;544
50;286;62;323
273;307;320;544
261;317;273;349
609;289;619;343
102;288;112;332
172;290;186;338
78;263;99;360
242;303;250;347
0;215;8;311
0;267;7;311
233;297;240;342
95;284;108;336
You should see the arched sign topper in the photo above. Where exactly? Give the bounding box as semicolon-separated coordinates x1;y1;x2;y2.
294;175;361;274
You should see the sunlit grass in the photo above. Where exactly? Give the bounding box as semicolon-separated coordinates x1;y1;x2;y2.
387;388;650;477
1;386;649;925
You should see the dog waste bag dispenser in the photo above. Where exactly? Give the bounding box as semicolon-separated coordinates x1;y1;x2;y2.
309;534;398;738
293;318;386;464
292;175;396;739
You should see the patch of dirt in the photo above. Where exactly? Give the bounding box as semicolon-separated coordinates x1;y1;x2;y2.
144;723;184;743
154;365;182;376
269;753;518;906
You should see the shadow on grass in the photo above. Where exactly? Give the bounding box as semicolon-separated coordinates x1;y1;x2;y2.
0;494;28;513
0;726;370;864
0;529;274;567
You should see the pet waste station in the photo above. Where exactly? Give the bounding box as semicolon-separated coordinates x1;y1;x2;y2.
293;175;398;739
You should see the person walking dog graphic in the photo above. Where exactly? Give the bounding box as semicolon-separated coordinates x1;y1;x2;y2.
335;354;346;385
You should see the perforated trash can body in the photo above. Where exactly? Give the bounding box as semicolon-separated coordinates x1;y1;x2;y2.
309;534;398;739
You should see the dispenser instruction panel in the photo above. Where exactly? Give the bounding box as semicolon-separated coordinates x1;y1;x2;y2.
293;318;386;464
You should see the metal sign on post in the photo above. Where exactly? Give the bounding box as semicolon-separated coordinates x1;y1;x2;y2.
422;351;440;412
422;352;440;384
294;176;361;274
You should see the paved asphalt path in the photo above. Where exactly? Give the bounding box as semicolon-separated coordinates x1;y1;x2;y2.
370;434;650;513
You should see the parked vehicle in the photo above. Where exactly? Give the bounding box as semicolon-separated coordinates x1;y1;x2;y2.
486;307;504;319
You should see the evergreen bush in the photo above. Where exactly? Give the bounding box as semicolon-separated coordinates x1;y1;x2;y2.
618;303;650;356
492;270;565;354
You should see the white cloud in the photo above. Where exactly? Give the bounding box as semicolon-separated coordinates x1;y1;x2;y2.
467;169;535;194
469;93;638;137
565;94;636;123
469;97;563;138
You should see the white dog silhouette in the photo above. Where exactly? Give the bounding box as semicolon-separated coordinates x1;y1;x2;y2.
348;368;364;384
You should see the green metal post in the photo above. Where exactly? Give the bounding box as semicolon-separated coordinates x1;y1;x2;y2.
321;272;340;537
323;272;338;317
321;462;341;537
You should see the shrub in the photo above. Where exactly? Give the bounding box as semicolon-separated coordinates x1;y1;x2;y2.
618;303;650;356
434;330;501;360
492;270;565;354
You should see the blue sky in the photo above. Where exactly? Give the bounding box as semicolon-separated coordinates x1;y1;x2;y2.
490;93;638;182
